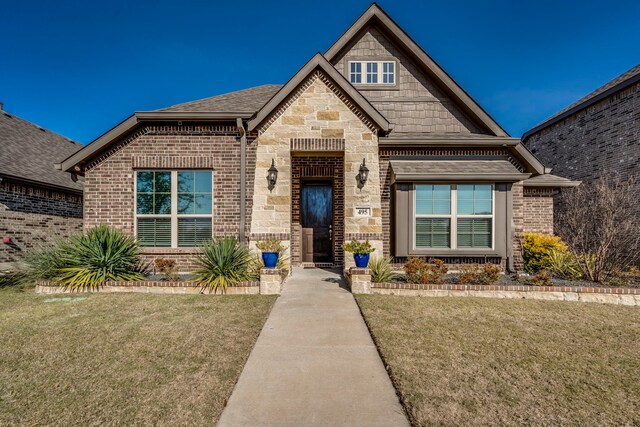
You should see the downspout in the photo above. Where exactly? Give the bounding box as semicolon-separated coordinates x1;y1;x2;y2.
237;118;247;245
505;183;515;273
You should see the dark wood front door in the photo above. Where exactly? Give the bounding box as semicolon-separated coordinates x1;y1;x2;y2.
301;182;333;262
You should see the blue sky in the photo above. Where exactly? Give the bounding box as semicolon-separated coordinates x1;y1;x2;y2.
1;0;638;143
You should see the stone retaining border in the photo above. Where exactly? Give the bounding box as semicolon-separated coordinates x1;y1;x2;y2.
370;282;640;306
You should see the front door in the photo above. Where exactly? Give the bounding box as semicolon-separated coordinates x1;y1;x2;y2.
301;182;333;263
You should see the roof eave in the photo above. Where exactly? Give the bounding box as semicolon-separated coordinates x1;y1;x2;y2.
522;72;640;140
0;172;83;195
324;3;508;137
247;53;390;132
392;173;531;184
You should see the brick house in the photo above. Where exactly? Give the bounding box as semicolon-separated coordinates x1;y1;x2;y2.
0;105;83;270
57;4;577;272
523;64;639;219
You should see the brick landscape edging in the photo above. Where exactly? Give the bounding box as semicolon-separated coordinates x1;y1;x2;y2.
369;282;640;306
35;280;261;295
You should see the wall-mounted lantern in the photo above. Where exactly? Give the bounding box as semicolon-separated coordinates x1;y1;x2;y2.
357;158;369;188
267;159;278;191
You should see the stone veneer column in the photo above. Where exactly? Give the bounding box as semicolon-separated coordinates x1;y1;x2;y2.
249;72;383;266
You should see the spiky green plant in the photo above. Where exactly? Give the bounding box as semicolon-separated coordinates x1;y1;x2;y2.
193;237;255;293
55;225;145;290
369;257;399;283
22;242;68;281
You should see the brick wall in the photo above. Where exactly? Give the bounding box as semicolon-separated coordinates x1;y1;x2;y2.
523;188;554;235
525;81;640;219
83;123;250;272
0;180;83;269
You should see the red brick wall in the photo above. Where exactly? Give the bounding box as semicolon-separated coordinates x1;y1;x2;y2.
523;188;554;235
0;180;83;269
83;123;250;272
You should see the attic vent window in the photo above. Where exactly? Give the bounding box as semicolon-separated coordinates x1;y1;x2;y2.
349;61;395;85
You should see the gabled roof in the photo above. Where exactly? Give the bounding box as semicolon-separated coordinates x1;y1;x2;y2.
247;53;390;132
523;173;581;188
325;3;508;137
523;63;640;140
157;84;282;113
0;109;83;193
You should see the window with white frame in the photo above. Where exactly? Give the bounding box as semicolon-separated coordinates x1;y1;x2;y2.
349;61;395;85
415;184;493;249
136;170;213;247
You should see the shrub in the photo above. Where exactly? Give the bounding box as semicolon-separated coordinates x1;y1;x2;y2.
22;242;68;282
342;239;375;254
55;225;145;289
155;258;178;281
522;232;568;273
457;264;481;284
369;257;399;283
0;271;31;288
477;263;502;285
193;237;255;293
558;175;640;282
255;239;286;253
528;270;553;286
547;249;582;280
404;258;448;284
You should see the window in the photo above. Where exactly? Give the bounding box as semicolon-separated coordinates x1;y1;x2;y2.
136;170;213;247
348;61;396;85
349;62;362;84
414;184;493;249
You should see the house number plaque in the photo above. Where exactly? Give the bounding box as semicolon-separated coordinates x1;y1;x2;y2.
355;207;372;217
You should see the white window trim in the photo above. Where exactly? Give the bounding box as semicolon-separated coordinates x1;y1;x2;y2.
134;170;214;248
348;60;396;85
413;183;495;251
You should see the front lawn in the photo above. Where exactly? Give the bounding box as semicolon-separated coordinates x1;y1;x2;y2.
0;286;276;426
356;295;640;426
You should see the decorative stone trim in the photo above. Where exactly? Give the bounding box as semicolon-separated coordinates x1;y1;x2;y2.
259;268;282;276
291;138;345;152
259;268;283;294
345;267;371;294
35;280;260;295
523;187;556;196
250;233;291;241
345;233;385;241
369;282;640;305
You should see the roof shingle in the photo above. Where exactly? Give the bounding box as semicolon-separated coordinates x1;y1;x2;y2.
157;84;282;113
0;110;84;192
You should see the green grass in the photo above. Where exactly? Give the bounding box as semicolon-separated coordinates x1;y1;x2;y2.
0;286;276;426
356;295;640;426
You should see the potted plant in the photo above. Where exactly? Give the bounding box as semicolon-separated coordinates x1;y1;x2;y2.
342;239;376;268
255;239;285;268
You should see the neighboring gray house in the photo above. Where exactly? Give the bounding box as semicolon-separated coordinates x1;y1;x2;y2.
0;104;83;270
523;64;639;194
57;3;578;272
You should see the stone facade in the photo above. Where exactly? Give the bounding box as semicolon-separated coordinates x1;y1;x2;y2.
83;124;250;272
524;80;640;219
0;180;83;269
249;71;384;267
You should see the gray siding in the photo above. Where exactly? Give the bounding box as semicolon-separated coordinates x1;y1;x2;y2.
332;25;489;135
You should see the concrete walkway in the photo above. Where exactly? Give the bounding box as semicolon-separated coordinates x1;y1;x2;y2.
217;268;409;427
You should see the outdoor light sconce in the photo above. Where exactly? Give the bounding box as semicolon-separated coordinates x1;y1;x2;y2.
357;158;369;188
267;159;278;191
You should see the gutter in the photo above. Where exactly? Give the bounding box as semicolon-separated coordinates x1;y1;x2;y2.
237;118;247;244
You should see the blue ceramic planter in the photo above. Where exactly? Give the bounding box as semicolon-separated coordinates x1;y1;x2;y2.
353;253;370;268
262;252;279;268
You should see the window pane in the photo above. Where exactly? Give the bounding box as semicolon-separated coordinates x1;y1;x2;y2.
416;218;450;248
178;171;194;192
416;200;432;215
195;172;212;193
416;185;451;215
433;200;450;215
154;193;171;215
383;62;395;84
456;184;492;215
154;172;171;193
137;171;153;193
178;194;194;214
457;218;492;248
137;194;153;214
137;218;171;247
178;218;212;247
366;63;378;83
195;194;213;214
